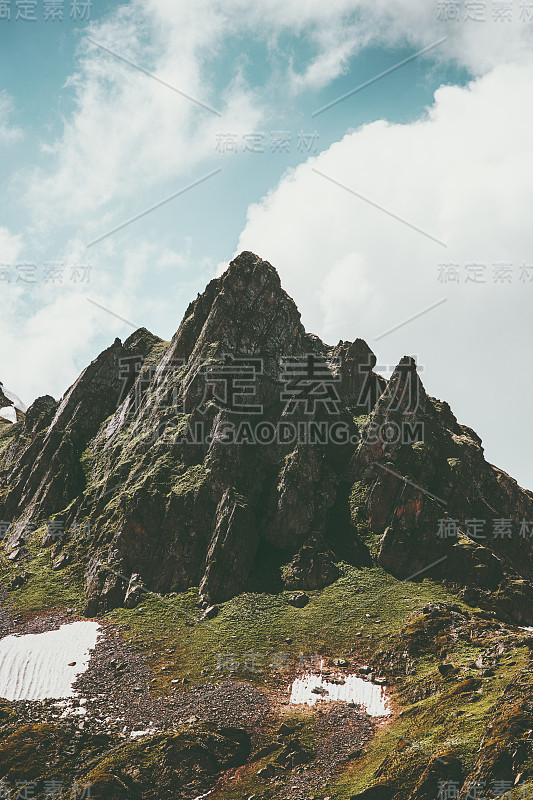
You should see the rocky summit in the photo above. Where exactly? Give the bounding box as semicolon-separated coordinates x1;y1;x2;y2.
1;251;533;800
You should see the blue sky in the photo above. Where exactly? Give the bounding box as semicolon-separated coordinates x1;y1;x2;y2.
1;0;533;489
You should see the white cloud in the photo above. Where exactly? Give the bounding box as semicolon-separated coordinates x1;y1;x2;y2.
0;271;131;407
0;92;22;145
0;227;23;264
4;0;533;488
0;230;200;406
21;3;261;230
16;0;533;234
235;59;533;488
225;0;533;86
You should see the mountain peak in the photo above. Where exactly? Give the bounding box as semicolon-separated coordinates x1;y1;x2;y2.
223;250;281;287
3;253;533;632
167;252;306;370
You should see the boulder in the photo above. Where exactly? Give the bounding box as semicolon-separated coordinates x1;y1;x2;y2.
283;538;340;591
288;592;310;608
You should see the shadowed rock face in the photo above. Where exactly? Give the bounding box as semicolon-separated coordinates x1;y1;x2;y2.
2;251;533;620
349;356;533;622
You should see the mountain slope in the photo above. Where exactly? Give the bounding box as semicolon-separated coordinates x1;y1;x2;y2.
2;251;532;624
2;252;533;800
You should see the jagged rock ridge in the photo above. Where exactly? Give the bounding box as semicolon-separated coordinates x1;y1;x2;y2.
1;251;533;623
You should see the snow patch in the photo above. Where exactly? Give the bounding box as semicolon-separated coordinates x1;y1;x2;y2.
1;384;26;412
130;727;159;739
0;406;17;423
0;621;101;701
289;670;391;716
0;382;26;423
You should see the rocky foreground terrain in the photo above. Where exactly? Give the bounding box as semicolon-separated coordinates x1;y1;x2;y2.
1;251;533;799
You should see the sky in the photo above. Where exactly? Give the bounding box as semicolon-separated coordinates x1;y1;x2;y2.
1;0;533;489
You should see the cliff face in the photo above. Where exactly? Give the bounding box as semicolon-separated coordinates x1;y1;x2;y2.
1;251;533;622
